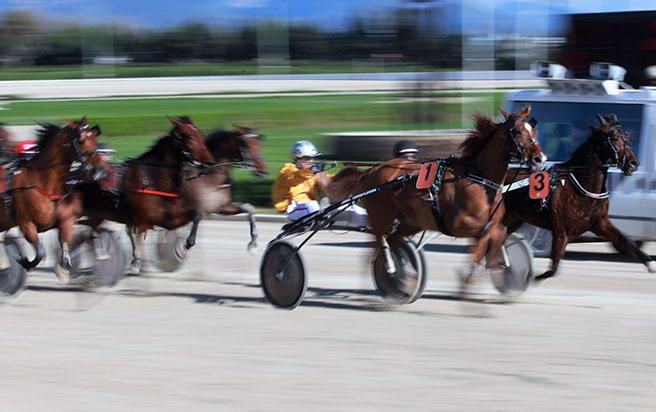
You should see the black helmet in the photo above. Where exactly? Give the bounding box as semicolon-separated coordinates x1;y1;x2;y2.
393;139;419;158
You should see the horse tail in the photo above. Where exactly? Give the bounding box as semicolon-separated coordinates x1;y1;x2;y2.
324;166;366;202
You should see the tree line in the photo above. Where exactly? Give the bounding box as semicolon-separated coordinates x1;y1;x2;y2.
0;9;462;68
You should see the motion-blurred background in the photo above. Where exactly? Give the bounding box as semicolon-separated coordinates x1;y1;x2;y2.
1;0;654;209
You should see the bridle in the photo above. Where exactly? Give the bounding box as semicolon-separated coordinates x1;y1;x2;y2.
237;132;263;170
503;115;539;164
172;128;204;167
603;126;630;170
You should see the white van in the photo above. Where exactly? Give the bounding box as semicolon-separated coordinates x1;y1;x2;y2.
504;63;656;255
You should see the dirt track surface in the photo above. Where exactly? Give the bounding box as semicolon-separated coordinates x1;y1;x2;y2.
1;220;655;411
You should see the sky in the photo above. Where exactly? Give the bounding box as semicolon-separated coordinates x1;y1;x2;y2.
0;0;655;32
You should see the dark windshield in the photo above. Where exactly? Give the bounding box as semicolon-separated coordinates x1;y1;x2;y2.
510;101;643;162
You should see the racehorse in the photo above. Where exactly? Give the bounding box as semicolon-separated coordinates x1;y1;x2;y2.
77;116;215;273
502;113;655;280
0;117;105;274
182;125;268;250
326;106;546;289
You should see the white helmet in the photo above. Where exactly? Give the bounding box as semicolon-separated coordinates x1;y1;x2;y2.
291;140;320;159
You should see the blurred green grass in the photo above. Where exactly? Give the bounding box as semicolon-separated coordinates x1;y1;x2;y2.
0;91;505;207
0;61;446;81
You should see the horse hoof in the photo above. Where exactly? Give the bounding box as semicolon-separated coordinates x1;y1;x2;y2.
54;263;71;284
534;270;554;282
246;242;258;255
175;243;188;263
129;259;142;275
18;258;30;270
647;261;656;274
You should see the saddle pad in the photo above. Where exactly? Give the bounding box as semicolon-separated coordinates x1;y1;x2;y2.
529;171;550;199
416;162;438;190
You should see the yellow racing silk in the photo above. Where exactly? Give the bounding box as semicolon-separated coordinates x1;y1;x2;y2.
271;162;318;212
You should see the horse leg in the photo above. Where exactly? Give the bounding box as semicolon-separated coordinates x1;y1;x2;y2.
18;222;45;271
176;211;201;262
536;231;569;281
501;213;524;237
592;217;656;273
218;202;258;251
126;226;143;274
0;232;10;270
59;215;76;269
462;229;491;282
380;235;397;274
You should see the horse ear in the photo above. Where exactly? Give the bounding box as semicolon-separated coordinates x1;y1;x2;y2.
520;105;532;117
167;115;180;126
499;108;510;120
596;114;608;127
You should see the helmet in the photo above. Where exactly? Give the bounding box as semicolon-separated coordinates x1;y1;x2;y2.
393;139;419;158
15;140;39;158
96;142;115;158
291;140;320;159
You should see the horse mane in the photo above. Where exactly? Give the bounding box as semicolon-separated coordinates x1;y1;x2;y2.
562;120;617;167
136;135;178;162
205;129;237;149
459;113;500;158
205;129;246;162
34;123;66;156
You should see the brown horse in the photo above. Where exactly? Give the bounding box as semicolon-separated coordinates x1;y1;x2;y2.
77;116;215;273
182;125;268;250
0;118;105;274
326;106;546;288
503;113;654;280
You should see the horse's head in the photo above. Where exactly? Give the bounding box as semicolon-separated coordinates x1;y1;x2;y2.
500;105;546;171
594;113;639;176
61;117;109;181
168;116;214;164
205;125;269;177
233;125;268;177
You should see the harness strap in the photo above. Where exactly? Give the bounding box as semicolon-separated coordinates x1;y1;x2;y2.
567;173;609;199
466;172;503;191
135;188;181;198
34;186;65;201
501;178;530;193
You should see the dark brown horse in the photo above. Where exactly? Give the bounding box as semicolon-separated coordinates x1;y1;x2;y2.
77;116;215;273
326;106;546;287
0;118;105;274
183;125;268;250
503;113;654;280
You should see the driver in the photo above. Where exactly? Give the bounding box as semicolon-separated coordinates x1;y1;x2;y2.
271;140;367;227
393;139;420;161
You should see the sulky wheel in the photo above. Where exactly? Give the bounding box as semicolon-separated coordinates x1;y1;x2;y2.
489;233;534;296
155;229;186;273
372;238;427;304
0;237;28;299
260;240;307;309
69;228;126;288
